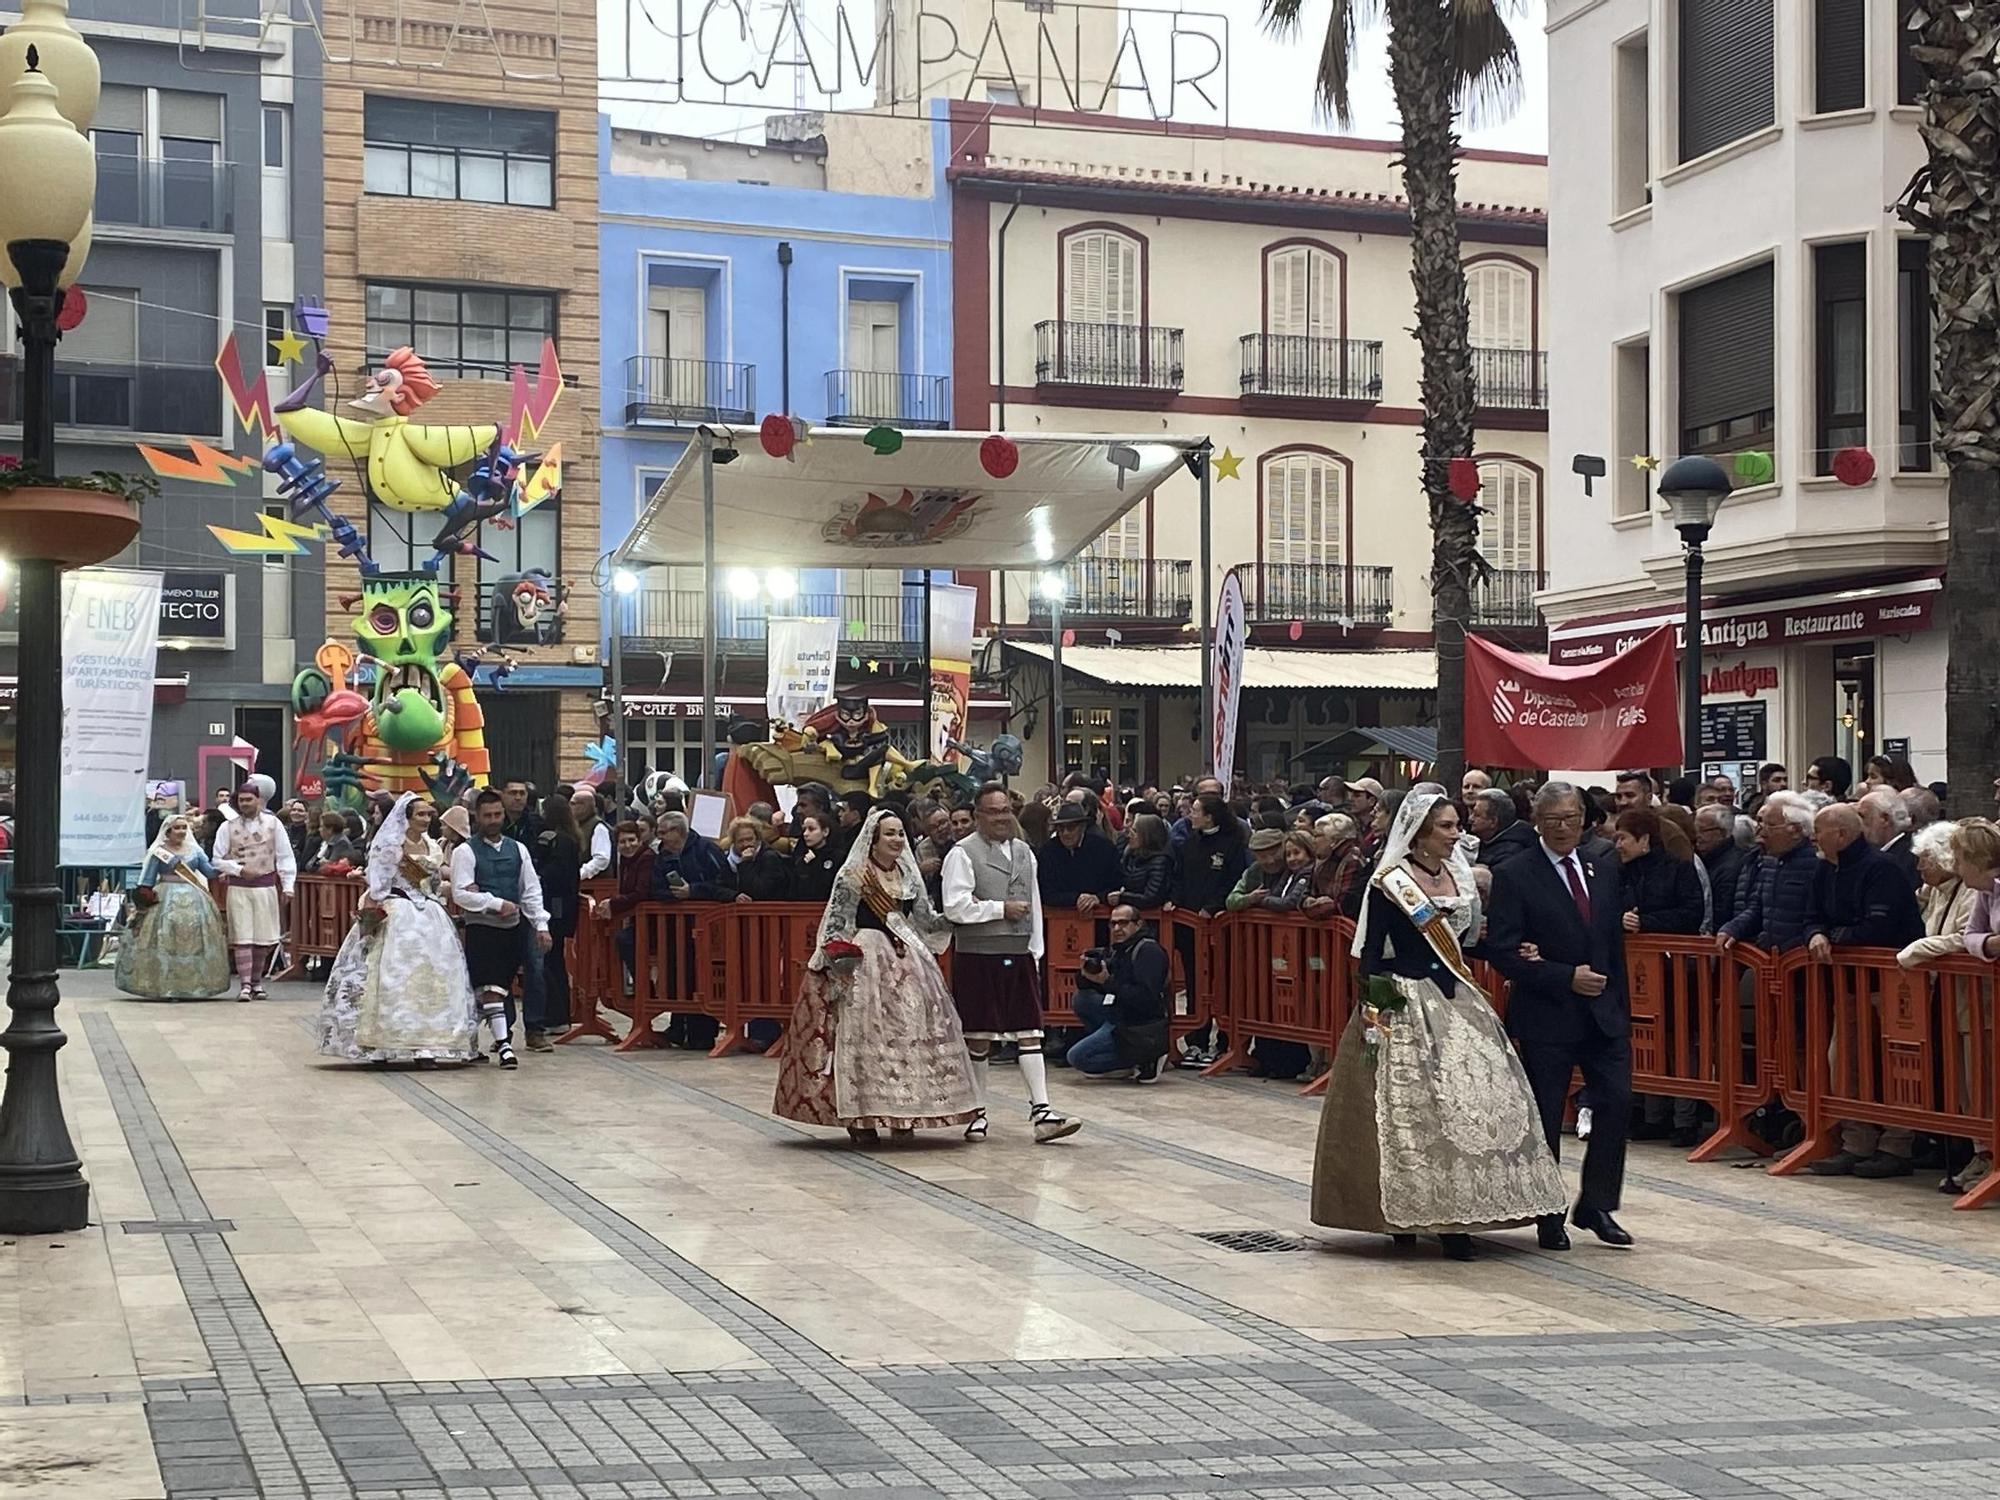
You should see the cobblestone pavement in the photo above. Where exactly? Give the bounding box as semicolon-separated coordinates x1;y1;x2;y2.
6;976;2000;1499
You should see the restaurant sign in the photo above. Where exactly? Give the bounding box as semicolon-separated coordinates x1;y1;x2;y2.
1549;581;1937;667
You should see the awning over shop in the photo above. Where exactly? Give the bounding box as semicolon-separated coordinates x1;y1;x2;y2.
1354;724;1439;763
614;427;1207;570
1004;642;1437;692
1546;575;1940;666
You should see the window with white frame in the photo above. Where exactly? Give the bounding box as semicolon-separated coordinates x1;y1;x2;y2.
1262;452;1344;565
1265;244;1339;338
1063;228;1140;326
1475;462;1537;571
644;282;710;407
91;84;226;232
1467;261;1532;349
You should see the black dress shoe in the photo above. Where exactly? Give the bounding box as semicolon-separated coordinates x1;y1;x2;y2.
1572;1207;1634;1247
1536;1217;1571;1252
1439;1233;1476;1261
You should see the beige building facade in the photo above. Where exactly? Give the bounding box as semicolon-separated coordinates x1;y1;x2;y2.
948;103;1551;785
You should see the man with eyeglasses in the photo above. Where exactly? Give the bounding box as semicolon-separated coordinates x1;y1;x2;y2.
1064;905;1170;1083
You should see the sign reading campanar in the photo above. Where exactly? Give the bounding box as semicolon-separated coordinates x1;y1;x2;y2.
1465;628;1682;770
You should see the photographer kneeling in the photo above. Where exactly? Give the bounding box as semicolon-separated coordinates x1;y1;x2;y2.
1065;905;1171;1083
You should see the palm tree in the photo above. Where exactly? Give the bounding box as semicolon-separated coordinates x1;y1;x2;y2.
1259;0;1524;788
1894;2;2000;814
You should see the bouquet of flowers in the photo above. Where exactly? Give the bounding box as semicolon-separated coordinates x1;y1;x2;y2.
131;885;158;908
822;938;863;976
1359;974;1409;1070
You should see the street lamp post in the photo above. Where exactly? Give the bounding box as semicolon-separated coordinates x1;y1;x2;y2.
1657;456;1733;776
0;38;101;1236
1039;572;1066;781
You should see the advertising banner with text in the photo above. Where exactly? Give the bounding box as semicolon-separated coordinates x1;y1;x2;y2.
1467;627;1681;770
928;582;977;764
61;568;164;868
765;616;840;726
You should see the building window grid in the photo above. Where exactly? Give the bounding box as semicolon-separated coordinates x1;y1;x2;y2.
1897;238;1934;471
1813;241;1868;475
365;282;556;380
362;97;555;209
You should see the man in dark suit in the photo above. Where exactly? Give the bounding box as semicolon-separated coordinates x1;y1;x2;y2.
1486;781;1634;1251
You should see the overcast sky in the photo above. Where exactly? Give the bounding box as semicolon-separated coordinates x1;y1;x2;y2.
599;0;1551;156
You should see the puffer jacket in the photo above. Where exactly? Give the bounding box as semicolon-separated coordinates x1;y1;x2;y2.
1720;842;1820;951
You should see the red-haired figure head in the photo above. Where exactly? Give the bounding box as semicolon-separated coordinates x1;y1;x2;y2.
356;346;441;417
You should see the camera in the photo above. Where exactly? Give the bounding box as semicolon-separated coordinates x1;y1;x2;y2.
1081;947;1111;970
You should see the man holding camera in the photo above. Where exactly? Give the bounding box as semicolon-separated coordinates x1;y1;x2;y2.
1065;905;1171;1083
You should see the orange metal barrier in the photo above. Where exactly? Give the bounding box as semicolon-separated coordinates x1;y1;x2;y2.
1043;910;1105;1017
1766;946;2000;1209
277;873;365;978
1157;909;1221;1047
622;902;723;1052
699;902;825;1056
1203;912;1351;1079
1624;936;1776;1161
559;895;626;1044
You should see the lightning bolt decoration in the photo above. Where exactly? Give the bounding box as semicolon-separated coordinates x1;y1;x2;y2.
215;332;276;443
135;440;260;486
516;442;562;515
504;338;563;445
209;511;328;557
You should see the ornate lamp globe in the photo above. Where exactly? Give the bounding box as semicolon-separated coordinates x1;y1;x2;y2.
0;58;95;254
0;0;101;132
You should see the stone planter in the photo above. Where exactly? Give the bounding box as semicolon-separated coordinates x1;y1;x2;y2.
0;485;141;566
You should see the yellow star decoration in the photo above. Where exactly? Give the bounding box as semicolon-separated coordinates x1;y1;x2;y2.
866;658;881;674
268;326;310;366
1629;453;1660;472
1213;447;1244;482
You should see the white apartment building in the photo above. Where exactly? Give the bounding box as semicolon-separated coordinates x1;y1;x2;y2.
1544;0;1944;784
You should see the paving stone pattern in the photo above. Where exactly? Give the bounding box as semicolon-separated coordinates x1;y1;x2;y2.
83;1014;2000;1499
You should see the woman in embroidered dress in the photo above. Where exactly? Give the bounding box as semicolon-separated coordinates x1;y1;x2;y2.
773;807;980;1142
316;792;479;1065
1311;785;1566;1259
114;817;232;999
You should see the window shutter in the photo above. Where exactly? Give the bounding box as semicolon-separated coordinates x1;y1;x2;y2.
1814;0;1865;113
1263;455;1342;564
1065;233;1096;322
1310;251;1336;338
1110;235;1138;325
1270;248;1297;335
1467;263;1531;348
1679;0;1775;161
1679;262;1774;433
1477;463;1536;570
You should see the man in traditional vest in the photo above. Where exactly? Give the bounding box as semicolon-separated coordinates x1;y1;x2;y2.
212;774;296;1002
449;787;551;1069
941;782;1080;1143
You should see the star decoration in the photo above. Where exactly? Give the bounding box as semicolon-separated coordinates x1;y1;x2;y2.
866;658;881;674
1214;447;1244;482
269;326;310;366
1629;453;1660;472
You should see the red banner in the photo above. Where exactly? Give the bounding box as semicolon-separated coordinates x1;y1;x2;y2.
1466;627;1682;769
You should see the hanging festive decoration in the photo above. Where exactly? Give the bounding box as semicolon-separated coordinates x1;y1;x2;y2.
581;735;618;784
268;325;309;366
56;286;86;333
1447;457;1482;501
863;424;904;456
1106;443;1140;488
979;433;1019;478
1288;621;1304;642
760;412;799;459
1733;450;1775;485
1629;453;1661;472
1213;447;1244;482
845;619;867;639
865;658;882;674
1061;628;1075;649
1105;628;1123;644
1832;446;1876;487
849;654;862;669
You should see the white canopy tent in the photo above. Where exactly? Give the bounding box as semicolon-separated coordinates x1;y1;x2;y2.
609;426;1214;781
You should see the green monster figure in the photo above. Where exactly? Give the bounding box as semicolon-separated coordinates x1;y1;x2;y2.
293;573;489;802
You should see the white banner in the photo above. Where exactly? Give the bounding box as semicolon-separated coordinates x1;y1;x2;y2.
765;615;840;725
1210;568;1246;783
927;582;977;764
61;567;164;868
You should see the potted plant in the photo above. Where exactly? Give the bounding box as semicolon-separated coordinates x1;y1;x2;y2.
0;457;151;566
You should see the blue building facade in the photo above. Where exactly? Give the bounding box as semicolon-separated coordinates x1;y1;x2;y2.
597;111;957;785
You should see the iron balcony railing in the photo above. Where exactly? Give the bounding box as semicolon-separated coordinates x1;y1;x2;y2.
1468;567;1546;628
1238;562;1395;626
623;355;756;425
824;370;952;429
0;356;221;436
617;590;924;653
1025;558;1194;623
1239;335;1384;402
94;154;233;234
1034;320;1184;393
1471;346;1550;410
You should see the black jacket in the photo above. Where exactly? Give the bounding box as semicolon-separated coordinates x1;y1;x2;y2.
650;836;736;902
534;830;583;936
732;850;794;902
1721;842;1820;951
789;842;838;904
1876;833;1918;893
1038;828;1123;908
1176;828;1248;914
1618;848;1705;935
1809;841;1924;949
1701;842;1753;934
1486;845;1630;1045
1117;849;1175;910
1476;820;1538;871
1357;886;1464;998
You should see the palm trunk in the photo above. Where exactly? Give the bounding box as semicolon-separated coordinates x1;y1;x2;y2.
1895;2;2000;812
1382;0;1478;789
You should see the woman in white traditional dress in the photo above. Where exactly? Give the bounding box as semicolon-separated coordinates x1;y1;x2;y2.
315;792;479;1065
1311;785;1567;1259
114;816;232;999
773;806;980;1142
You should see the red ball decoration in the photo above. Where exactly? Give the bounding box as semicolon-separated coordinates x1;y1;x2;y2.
1832;445;1876;487
1288;620;1304;642
1061;628;1075;648
55;287;86;333
759;412;796;459
1447;457;1481;501
980;434;1019;479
